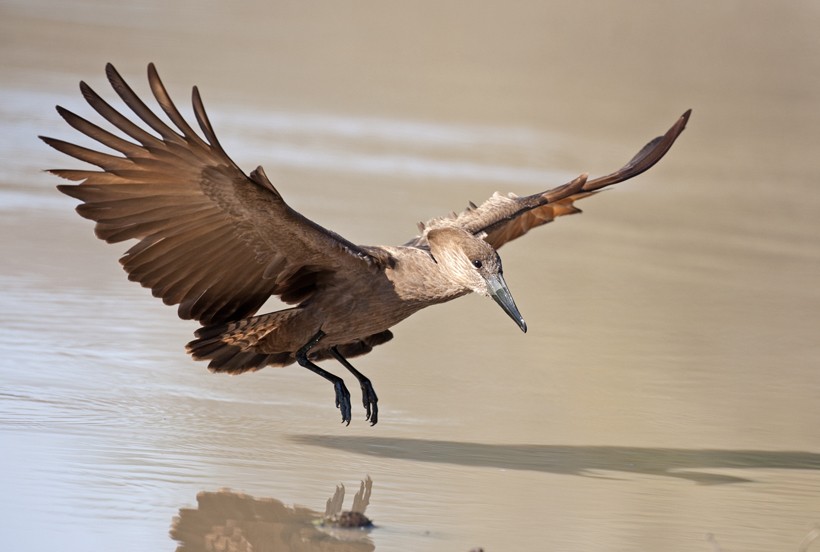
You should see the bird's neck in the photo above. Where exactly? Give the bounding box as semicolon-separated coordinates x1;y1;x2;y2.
386;247;472;306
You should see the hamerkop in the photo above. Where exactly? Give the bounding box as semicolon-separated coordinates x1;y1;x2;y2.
44;63;690;425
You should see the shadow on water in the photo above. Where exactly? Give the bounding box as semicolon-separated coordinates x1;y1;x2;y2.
171;478;375;552
289;435;820;485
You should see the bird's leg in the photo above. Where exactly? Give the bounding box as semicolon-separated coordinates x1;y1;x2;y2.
295;330;352;425
330;347;379;426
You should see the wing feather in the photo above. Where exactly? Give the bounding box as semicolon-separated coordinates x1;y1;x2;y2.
44;63;379;325
410;110;690;250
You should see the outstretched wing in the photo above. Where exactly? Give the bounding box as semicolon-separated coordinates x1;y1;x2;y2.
43;63;380;325
408;110;690;249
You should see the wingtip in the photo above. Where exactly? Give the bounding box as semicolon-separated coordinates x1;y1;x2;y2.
39;134;58;148
104;63;127;92
679;109;692;128
78;79;93;98
56;182;83;197
54;104;75;123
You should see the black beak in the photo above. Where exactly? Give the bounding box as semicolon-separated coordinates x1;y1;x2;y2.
486;273;527;333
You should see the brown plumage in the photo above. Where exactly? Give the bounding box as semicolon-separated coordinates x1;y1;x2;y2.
43;63;690;425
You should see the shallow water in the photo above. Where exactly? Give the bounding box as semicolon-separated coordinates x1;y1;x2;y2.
2;1;820;551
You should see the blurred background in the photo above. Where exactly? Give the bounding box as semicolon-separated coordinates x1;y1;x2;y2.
2;1;819;551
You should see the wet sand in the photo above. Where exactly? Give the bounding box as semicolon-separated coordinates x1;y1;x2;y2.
2;1;820;550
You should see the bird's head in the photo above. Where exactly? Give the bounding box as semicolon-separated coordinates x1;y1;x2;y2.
427;227;527;333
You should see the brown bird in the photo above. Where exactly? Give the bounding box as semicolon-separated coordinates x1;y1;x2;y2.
43;63;690;425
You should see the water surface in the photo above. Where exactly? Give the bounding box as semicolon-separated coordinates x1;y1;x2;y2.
2;1;820;551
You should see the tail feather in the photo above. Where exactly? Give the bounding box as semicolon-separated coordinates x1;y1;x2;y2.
186;310;300;374
186;310;395;374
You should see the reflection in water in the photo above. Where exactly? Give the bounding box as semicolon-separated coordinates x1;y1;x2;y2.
290;436;820;485
322;477;373;530
171;478;374;552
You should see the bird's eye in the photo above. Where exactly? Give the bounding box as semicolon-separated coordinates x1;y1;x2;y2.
472;259;483;269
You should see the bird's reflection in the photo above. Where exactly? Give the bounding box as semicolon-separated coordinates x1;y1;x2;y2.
171;477;374;551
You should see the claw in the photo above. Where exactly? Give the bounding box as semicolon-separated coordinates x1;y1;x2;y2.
360;381;379;426
334;380;352;425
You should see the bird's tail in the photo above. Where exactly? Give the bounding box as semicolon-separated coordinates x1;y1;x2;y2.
186;310;301;374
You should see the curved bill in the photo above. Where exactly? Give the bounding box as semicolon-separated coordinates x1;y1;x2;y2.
485;273;527;333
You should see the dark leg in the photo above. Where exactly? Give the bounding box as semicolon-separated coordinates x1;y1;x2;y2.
330;347;379;426
295;331;352;425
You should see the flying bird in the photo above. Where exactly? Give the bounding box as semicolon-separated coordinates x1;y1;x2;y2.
43;63;690;425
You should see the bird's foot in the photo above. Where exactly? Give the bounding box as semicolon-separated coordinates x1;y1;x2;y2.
334;380;352;425
360;381;379;426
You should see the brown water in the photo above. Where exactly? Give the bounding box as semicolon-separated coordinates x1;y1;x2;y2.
2;1;820;550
